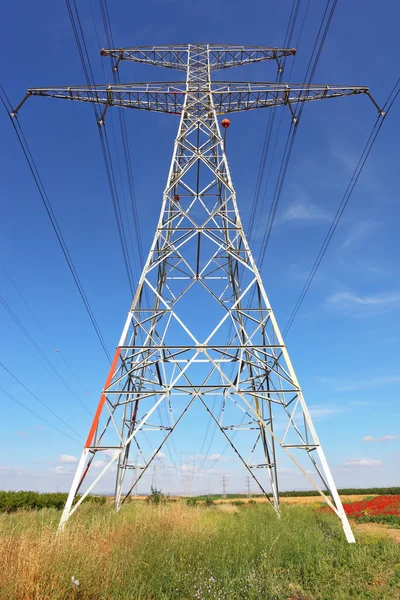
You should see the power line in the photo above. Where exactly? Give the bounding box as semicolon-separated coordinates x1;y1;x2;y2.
283;81;399;335
96;0;148;288
247;0;302;243
0;88;112;364
0;292;92;415
98;125;137;295
257;0;340;269
0;361;84;442
65;0;137;297
203;4;344;477
0;259;91;398
0;385;82;445
217;6;305;467
93;0;178;472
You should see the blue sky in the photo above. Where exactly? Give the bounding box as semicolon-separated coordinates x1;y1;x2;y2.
0;0;399;495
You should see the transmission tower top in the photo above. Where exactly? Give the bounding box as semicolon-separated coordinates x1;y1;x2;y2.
99;44;296;71
11;43;383;122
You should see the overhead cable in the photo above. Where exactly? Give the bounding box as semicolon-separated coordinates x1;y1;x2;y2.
0;361;85;441
283;80;399;335
0;89;112;364
0;384;82;445
0;293;92;415
0;259;91;398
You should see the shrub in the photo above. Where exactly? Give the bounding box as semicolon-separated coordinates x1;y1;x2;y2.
186;497;198;507
357;514;400;528
145;486;165;505
0;491;106;513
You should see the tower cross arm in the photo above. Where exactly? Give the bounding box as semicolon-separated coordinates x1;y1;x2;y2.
101;45;190;71
20;82;187;115
14;82;377;119
100;44;296;71
211;82;371;114
208;45;296;70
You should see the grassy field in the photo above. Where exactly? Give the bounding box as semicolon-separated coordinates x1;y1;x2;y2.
1;502;400;600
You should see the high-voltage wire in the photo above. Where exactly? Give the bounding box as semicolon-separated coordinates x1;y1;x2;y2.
0;89;112;364
283;80;399;336
97;0;148;285
107;114;139;271
0;384;82;445
215;2;338;471
0;293;92;415
14;40;375;541
0;259;91;398
247;0;302;243
0;361;85;441
65;0;137;296
70;0;176;469
97;0;146;269
94;1;179;471
257;0;339;269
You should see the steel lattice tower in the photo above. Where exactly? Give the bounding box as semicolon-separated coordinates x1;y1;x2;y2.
13;44;381;543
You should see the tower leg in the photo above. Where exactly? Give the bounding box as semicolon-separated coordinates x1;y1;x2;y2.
315;446;355;543
58;448;88;531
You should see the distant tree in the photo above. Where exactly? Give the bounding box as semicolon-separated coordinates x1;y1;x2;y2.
146;486;165;505
203;496;214;507
186;497;198;507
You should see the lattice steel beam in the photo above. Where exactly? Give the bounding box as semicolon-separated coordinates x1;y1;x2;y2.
12;43;377;544
17;82;371;118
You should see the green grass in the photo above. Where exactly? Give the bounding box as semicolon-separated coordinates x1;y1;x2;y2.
191;487;400;500
356;514;400;528
0;502;399;599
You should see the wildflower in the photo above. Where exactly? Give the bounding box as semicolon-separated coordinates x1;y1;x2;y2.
320;495;400;519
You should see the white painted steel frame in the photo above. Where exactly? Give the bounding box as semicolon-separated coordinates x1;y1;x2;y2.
23;44;361;542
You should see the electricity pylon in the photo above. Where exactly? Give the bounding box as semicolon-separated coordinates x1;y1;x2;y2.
221;475;227;499
13;44;382;543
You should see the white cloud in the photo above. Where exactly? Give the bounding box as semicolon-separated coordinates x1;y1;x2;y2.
329;290;400;307
206;454;222;461
341;221;376;249
54;465;70;475
334;375;400;392
362;434;399;443
179;464;194;473
0;464;24;476
328;290;400;316
59;454;79;464
281;202;331;224
103;449;119;459
155;451;167;459
278;467;312;476
181;453;229;463
344;458;382;468
308;406;339;419
92;460;107;469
